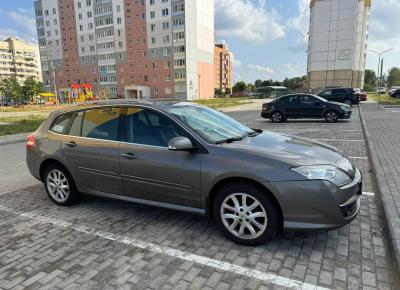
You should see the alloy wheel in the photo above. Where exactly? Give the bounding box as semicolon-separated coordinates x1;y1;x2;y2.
326;111;338;122
220;193;268;239
271;112;282;122
46;169;70;203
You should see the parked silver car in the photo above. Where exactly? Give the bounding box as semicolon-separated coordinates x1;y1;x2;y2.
26;100;362;245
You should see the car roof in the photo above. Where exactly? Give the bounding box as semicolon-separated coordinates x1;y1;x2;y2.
52;98;187;114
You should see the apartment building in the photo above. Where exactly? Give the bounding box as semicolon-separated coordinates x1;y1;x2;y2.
214;43;233;94
34;0;214;100
0;37;42;83
307;0;371;90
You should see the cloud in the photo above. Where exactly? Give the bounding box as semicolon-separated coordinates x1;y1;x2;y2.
215;0;285;43
368;0;400;53
247;64;275;77
282;63;305;78
286;0;310;50
7;10;37;40
233;59;242;68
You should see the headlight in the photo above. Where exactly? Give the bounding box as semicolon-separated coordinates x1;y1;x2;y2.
291;165;351;186
341;105;349;111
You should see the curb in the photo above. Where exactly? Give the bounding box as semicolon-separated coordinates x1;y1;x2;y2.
358;105;400;274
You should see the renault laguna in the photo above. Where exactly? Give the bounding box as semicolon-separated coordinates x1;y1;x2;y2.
26;100;362;245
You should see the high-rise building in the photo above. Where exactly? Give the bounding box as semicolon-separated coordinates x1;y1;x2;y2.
0;37;42;83
34;0;214;100
307;0;371;90
214;43;233;94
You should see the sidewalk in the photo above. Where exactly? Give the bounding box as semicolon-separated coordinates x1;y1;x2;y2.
221;98;272;112
360;103;400;273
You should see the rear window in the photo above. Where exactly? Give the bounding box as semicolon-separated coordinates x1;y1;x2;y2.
81;107;120;141
49;113;73;134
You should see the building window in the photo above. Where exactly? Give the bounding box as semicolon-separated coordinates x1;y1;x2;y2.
165;87;171;94
151;37;156;44
150;0;155;5
150;24;155;32
162;9;169;17
153;88;160;95
86;0;91;6
150;11;155;18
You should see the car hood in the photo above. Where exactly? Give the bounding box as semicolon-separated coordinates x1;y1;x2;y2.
224;131;355;178
326;101;349;107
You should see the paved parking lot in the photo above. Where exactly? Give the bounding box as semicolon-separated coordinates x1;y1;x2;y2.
0;108;398;289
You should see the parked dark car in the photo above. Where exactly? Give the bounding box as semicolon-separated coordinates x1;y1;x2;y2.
317;88;360;106
389;89;400;98
27;100;361;245
261;94;352;123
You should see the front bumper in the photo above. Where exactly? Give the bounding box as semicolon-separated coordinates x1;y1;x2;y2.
266;168;362;231
339;110;352;119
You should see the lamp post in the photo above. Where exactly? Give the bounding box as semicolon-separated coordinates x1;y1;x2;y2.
368;48;393;109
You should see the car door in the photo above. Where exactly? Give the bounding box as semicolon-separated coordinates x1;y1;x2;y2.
118;107;202;208
283;95;302;117
299;95;324;118
62;107;122;195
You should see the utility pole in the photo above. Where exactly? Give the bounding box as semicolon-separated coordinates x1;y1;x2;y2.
51;65;58;108
368;48;392;110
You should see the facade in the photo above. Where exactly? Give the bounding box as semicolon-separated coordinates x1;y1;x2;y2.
214;43;233;94
0;38;42;83
307;0;371;90
34;0;214;100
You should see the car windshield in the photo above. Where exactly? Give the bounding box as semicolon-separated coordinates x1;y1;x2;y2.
166;103;254;143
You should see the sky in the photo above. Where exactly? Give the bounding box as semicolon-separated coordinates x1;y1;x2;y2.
0;0;399;84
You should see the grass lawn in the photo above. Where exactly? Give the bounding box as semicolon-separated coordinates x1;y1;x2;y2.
0;104;62;113
193;97;253;109
369;93;400;105
0;115;46;136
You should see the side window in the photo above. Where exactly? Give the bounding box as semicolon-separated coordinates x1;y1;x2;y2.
301;95;315;104
81;107;120;141
126;107;188;147
49;113;73;134
68;111;84;136
321;90;332;96
287;96;300;104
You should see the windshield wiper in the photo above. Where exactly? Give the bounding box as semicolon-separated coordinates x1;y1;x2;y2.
215;136;245;144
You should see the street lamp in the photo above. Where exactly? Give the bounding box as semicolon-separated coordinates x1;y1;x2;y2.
368;48;393;87
368;48;393;109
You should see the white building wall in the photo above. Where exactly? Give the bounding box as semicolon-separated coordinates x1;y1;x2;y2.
41;0;62;63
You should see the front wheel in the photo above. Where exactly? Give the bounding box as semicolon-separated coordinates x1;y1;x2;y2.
325;110;339;123
214;183;279;245
44;164;78;206
271;111;283;123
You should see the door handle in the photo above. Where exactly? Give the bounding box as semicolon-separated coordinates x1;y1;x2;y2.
121;152;137;160
65;141;77;148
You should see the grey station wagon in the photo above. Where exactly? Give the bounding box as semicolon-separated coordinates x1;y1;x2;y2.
26;100;362;245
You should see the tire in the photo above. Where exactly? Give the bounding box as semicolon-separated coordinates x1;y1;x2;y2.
270;111;284;123
43;163;78;206
213;183;279;246
325;110;339;123
344;99;352;106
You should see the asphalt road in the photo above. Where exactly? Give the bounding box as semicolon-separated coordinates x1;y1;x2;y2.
0;108;398;290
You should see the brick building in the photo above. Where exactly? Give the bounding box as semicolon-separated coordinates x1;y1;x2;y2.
34;0;214;100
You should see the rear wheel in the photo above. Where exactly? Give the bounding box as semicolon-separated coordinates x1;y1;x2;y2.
344;99;352;106
271;111;283;123
325;110;339;123
214;183;279;245
44;164;78;206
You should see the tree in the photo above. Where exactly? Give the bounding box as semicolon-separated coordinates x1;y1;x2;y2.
0;77;21;103
232;81;247;94
247;83;256;93
254;79;263;88
214;88;222;97
21;77;38;103
364;69;376;87
387;67;400;88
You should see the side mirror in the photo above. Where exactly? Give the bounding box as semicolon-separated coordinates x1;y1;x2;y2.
168;137;195;151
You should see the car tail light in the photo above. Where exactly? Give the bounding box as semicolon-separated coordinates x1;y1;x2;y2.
27;134;36;150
